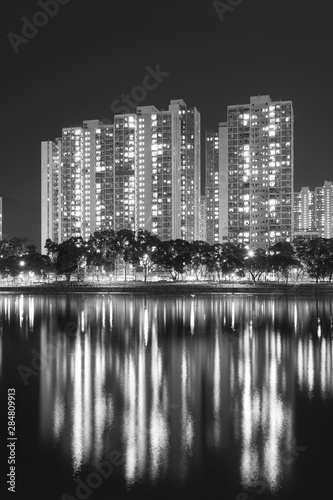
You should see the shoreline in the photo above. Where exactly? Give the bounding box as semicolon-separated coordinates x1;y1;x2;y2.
0;282;332;295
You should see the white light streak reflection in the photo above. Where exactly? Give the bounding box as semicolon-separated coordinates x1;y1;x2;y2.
28;296;34;332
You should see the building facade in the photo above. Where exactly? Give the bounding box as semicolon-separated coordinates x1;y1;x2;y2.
223;95;294;250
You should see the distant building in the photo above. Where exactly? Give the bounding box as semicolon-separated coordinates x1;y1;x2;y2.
294;181;333;238
294;187;315;232
223;95;294;250
315;181;333;238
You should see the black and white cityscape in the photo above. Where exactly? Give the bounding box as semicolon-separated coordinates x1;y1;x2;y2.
1;1;333;499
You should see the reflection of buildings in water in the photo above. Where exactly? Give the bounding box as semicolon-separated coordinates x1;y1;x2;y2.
230;325;294;492
297;333;333;400
0;294;333;489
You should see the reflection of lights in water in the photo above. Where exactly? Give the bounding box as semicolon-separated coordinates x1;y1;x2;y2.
124;354;136;484
80;311;85;333
102;300;106;330
94;341;106;466
137;328;147;477
231;300;235;330
308;339;314;398
53;394;64;442
109;299;113;330
83;336;92;459
181;346;193;478
213;333;221;444
277;334;282;363
4;297;8;321
144;308;149;346
320;339;327;398
241;329;256;485
264;336;283;490
28;296;34;332
213;333;221;416
317;317;321;337
238;327;292;493
13;294;330;492
72;338;83;473
19;295;24;329
297;339;304;391
190;301;195;335
294;304;297;333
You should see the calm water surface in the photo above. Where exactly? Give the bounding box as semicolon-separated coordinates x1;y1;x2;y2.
0;293;333;500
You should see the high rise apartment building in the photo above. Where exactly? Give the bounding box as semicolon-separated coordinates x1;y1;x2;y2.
314;181;333;238
114;115;136;232
205;123;228;245
41;138;61;245
294;187;315;232
41;120;114;246
222;95;294;250
168;100;201;241
294;181;333;238
41;101;200;251
205;129;219;245
137;105;181;240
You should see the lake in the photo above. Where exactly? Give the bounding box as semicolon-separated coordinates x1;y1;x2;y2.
0;293;332;499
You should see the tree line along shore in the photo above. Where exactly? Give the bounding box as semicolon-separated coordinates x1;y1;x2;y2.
1;230;333;286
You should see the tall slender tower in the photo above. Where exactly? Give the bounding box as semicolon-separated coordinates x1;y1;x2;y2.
168;100;201;241
205;129;219;245
224;95;294;250
41;138;61;248
113;114;137;232
294;187;315;232
137;105;181;240
205;123;228;245
315;181;333;238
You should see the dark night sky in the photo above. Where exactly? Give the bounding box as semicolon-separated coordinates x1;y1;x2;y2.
1;0;333;248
